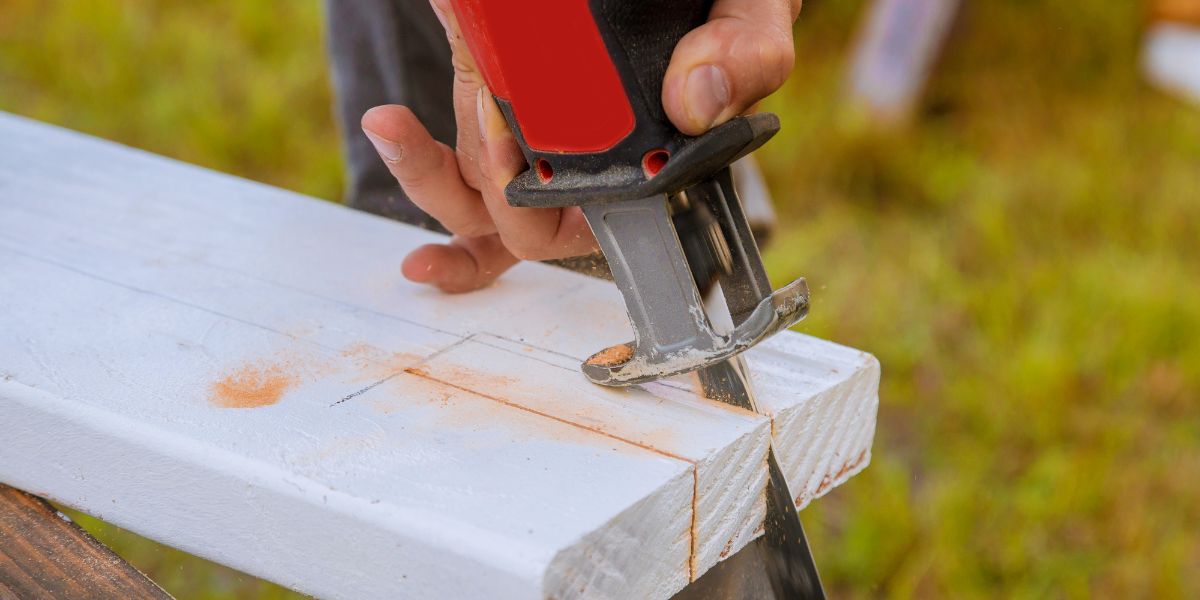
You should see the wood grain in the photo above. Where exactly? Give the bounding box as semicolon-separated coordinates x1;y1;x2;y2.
0;112;879;599
0;484;170;600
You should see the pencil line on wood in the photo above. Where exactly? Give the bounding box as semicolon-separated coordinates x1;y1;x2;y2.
330;335;476;407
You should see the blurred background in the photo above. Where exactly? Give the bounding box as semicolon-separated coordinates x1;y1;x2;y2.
2;0;1198;598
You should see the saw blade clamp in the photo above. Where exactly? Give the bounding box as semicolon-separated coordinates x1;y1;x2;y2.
507;114;810;387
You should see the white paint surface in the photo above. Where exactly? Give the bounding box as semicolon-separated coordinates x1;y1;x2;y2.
0;113;879;599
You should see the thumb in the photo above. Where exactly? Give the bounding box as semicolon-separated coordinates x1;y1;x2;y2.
663;0;799;135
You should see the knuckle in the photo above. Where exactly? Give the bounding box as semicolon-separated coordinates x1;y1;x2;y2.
689;18;794;94
452;60;481;86
758;30;795;79
705;17;744;44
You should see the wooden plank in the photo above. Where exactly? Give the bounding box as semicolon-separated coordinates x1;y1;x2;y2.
0;112;879;599
0;483;171;600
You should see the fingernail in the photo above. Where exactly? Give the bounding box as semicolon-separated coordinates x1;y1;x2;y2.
363;129;402;162
684;65;731;130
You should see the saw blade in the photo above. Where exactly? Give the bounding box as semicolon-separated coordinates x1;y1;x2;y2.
697;359;825;599
671;196;733;292
688;168;825;599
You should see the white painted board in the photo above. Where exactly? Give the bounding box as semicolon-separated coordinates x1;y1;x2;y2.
0;112;879;599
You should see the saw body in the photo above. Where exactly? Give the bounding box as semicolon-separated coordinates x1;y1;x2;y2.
453;0;810;383
450;1;823;596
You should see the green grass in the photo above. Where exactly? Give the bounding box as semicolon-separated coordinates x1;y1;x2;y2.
59;509;303;600
3;0;1198;598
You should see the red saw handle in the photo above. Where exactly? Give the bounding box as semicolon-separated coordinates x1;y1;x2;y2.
452;0;653;154
450;0;778;208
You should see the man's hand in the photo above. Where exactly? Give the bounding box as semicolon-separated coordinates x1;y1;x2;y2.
361;0;801;293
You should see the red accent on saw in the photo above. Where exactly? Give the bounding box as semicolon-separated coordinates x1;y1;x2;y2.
450;0;636;153
535;158;555;182
642;149;670;178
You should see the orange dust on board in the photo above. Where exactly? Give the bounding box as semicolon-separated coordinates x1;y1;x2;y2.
586;343;633;367
209;342;425;409
794;449;871;508
402;361;694;462
340;343;422;381
406;362;518;392
210;361;297;408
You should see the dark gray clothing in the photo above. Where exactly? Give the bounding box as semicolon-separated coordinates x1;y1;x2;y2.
324;0;454;230
322;0;612;277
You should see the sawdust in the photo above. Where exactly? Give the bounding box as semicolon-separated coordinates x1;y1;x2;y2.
719;537;735;559
795;449;870;507
340;342;422;381
209;342;425;410
407;363;517;391
586;343;634;367
209;345;337;409
398;362;693;460
339;342;377;364
210;361;296;408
